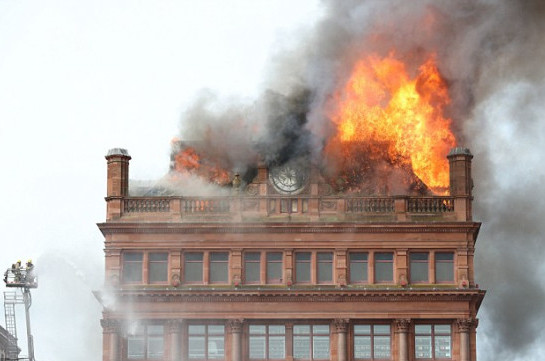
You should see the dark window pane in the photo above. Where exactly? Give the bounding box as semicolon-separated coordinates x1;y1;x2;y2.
245;252;261;283
374;253;393;282
375;253;393;261
186;253;203;261
435;252;454;261
123;253;143;283
149;253;168;262
296;253;311;261
350;253;368;283
410;253;429;283
435;252;454;283
210;252;228;283
185;253;203;283
266;253;283;283
210;252;228;261
317;253;332;261
149;252;168;283
317;253;333;283
267;252;282;261
125;253;143;262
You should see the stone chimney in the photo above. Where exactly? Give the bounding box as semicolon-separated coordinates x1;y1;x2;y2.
105;148;131;220
448;147;473;221
447;147;473;197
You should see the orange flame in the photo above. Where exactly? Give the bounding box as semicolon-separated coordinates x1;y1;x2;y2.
172;145;231;186
328;52;456;193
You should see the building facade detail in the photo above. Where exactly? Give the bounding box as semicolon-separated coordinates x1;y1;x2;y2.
97;147;485;361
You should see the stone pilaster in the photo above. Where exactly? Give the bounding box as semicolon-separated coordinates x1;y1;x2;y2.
395;319;411;361
101;319;121;361
167;320;183;361
457;318;477;361
227;319;244;361
333;319;349;361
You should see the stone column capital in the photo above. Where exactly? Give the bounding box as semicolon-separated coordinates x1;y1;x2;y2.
101;318;122;333
227;319;244;334
166;319;183;333
333;319;350;333
457;318;478;332
394;319;411;333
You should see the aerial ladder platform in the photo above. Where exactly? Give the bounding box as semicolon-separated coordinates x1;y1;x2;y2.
3;260;37;361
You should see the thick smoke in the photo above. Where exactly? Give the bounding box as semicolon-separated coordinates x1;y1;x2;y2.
175;1;545;359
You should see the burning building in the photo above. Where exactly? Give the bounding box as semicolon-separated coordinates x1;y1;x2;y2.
96;139;484;361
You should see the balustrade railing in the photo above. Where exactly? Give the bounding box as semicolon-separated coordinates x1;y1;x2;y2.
124;198;170;212
407;197;454;213
120;196;458;216
346;198;395;213
183;199;230;213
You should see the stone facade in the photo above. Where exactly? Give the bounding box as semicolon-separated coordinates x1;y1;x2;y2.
97;147;484;361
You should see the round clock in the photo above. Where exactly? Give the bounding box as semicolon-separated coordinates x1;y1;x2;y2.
269;162;309;194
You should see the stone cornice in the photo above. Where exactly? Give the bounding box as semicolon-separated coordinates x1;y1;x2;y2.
97;222;481;236
96;289;485;304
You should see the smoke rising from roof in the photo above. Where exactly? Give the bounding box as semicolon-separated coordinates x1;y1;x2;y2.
174;1;545;359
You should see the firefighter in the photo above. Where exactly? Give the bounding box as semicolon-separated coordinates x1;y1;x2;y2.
26;259;34;284
13;260;22;283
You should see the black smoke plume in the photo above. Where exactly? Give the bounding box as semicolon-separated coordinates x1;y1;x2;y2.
175;2;545;359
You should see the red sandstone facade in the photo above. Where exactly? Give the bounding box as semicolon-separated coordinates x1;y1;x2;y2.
97;147;484;361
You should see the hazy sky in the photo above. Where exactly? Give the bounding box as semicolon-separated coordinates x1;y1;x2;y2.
1;1;544;361
0;1;322;360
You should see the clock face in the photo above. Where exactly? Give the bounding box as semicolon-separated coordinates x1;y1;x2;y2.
269;163;308;194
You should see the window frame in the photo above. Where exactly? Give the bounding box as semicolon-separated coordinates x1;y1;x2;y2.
122;252;144;284
248;324;286;360
353;323;392;360
148;252;169;284
184;252;204;284
209;252;229;284
293;324;330;361
349;252;369;284
266;252;283;284
126;324;164;360
373;252;394;283
434;252;455;284
187;324;225;360
409;252;430;284
414;324;452;360
316;252;333;284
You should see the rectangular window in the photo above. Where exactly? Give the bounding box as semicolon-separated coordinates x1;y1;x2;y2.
188;325;225;360
353;324;391;360
349;253;368;284
415;324;451;359
410;253;429;283
295;253;311;283
280;199;298;213
435;253;454;283
148;252;168;283
127;325;164;360
249;325;286;360
123;253;143;284
266;253;283;284
317;253;333;283
374;253;393;283
293;325;330;360
185;253;204;283
210;252;229;284
245;253;261;284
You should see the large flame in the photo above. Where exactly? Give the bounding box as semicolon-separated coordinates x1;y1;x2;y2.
171;143;231;186
327;52;456;194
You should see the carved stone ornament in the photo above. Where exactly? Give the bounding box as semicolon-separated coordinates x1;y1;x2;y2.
333;319;349;333
227;319;244;333
395;319;411;332
457;318;477;332
171;273;180;287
